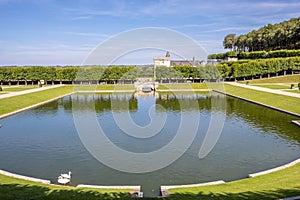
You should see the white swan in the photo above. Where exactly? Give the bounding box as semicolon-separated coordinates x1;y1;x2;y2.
57;171;71;185
60;171;71;179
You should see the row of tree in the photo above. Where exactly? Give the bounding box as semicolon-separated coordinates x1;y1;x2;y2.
1;58;299;83
217;56;300;79
0;66;136;84
208;49;300;60
223;16;300;51
0;65;223;84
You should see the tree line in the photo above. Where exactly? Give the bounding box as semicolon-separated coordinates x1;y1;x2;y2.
217;56;300;80
0;66;136;84
0;65;223;84
208;49;300;60
223;16;300;52
1;59;299;84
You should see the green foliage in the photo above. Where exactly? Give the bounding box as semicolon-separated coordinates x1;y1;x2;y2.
207;53;226;59
223;33;237;50
216;57;300;78
223;16;300;51
0;66;138;82
156;65;222;80
226;51;238;57
155;66;182;79
209;49;300;60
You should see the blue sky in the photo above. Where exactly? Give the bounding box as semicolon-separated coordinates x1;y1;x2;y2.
0;0;299;65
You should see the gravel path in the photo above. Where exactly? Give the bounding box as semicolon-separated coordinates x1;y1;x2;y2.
0;85;63;99
226;82;300;98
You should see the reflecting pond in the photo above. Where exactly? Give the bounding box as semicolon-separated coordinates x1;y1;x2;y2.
0;92;299;197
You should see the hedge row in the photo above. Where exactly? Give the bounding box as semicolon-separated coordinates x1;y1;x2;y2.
0;66;136;83
208;49;300;60
217;56;300;78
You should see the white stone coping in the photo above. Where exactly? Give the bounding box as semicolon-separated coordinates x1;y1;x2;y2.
279;196;300;200
76;90;135;93
76;184;140;191
160;180;225;197
161;180;225;190
248;157;300;178
0;169;51;184
156;89;210;92
292;120;300;127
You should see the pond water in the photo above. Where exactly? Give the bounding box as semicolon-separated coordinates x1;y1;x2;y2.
0;92;299;197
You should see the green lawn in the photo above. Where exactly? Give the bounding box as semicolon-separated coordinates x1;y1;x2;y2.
1;163;299;200
223;84;300;114
0;174;132;200
0;86;73;116
2;86;39;92
240;74;300;84
251;84;291;89
169;163;300;200
157;83;208;90
73;84;135;91
286;90;300;94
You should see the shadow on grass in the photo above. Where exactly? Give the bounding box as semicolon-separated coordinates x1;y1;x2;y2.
0;184;133;200
168;188;300;200
1;184;300;200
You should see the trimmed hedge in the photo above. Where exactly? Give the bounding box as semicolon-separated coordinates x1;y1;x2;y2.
208;49;300;60
217;56;300;78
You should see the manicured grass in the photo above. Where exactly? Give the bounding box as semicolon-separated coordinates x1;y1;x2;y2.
240;74;300;84
73;84;135;91
0;86;73;116
169;163;300;200
96;84;135;90
224;84;300;114
2;86;38;92
252;84;291;89
0;174;132;200
157;83;208;90
286;90;300;94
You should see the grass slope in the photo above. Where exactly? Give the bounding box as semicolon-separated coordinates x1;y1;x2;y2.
0;174;131;200
252;84;291;89
157;83;208;90
240;74;300;84
224;84;300;114
0;86;73;116
2;86;38;92
169;163;300;200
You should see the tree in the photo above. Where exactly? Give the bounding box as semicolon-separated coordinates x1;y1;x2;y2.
223;34;236;50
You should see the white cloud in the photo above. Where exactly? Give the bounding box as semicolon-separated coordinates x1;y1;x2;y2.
64;31;109;38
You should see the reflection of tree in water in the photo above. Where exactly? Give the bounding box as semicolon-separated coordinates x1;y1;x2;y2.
156;92;213;112
155;92;300;144
226;97;300;144
70;93;138;113
42;93;300;144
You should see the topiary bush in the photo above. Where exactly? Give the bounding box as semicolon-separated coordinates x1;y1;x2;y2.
290;84;294;89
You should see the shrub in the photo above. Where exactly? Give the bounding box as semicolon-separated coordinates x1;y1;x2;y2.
298;83;300;90
0;86;2;92
291;84;294;89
